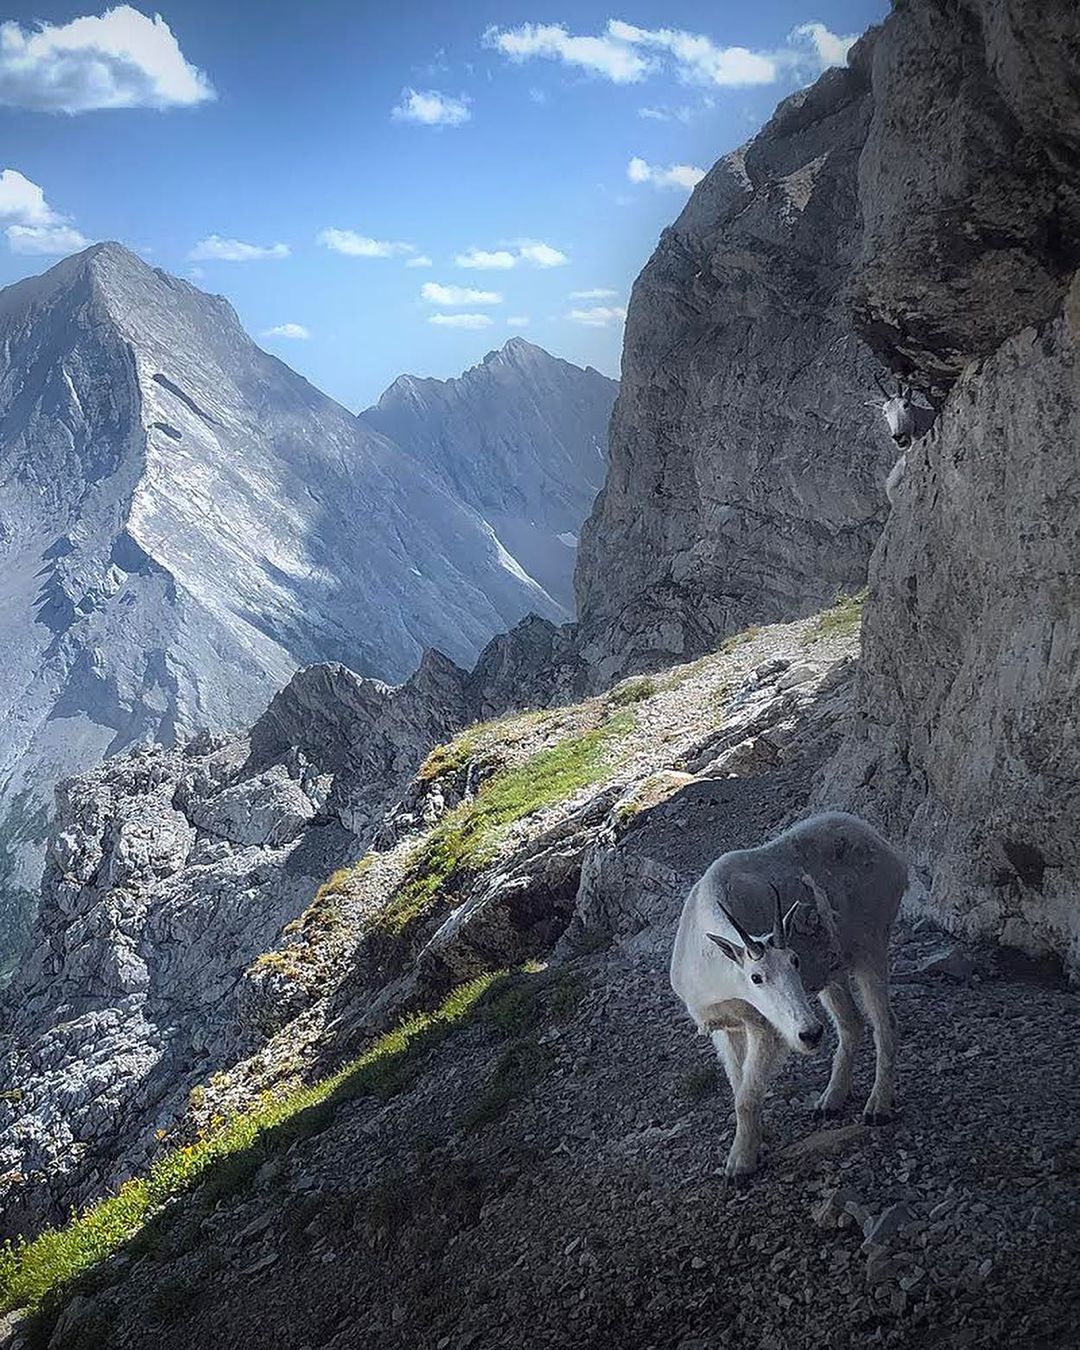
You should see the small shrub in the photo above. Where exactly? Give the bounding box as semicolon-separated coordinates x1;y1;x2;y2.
608;675;658;706
680;1064;720;1103
461;1040;552;1132
719;624;761;657
807;588;868;641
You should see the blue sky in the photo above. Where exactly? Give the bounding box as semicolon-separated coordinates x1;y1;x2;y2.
0;1;887;408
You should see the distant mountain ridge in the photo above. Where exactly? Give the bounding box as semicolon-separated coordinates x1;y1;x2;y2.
0;244;611;958
361;337;615;612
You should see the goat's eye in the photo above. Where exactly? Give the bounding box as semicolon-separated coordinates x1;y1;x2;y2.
750;972;764;985
791;954;800;969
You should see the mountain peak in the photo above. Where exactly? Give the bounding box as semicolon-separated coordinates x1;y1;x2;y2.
482;336;547;368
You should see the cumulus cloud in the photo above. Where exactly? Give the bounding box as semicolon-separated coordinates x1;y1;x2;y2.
392;87;470;126
317;229;416;259
456;247;516;270
262;323;310;340
517;239;567;267
567;305;627;327
627;156;705;191
456;241;567;270
406;254;433;268
484;17;855;90
0;5;214;113
429;313;493;329
8;223;90;254
791;22;857;68
421;282;502;306
483;22;649;83
190;234;289;261
0;168;89;254
569;287;618;299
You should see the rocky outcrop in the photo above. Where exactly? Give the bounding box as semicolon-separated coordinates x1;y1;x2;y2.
0;611;855;1239
361;338;616;615
819;0;1080;973
574;36;895;687
0;251;606;963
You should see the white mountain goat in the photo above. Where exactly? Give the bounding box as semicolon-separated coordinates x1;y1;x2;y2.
875;378;937;504
670;811;908;1180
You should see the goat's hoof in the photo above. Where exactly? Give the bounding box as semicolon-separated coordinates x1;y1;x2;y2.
863;1110;893;1126
814;1104;844;1120
723;1172;753;1193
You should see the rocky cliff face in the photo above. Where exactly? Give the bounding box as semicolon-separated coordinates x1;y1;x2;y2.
819;0;1080;973
574;38;895;687
361;338;616;615
0;250;605;961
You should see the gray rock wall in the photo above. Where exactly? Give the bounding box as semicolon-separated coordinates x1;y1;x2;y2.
574;40;895;687
819;0;1080;973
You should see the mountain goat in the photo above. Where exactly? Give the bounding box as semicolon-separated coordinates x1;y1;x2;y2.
670;812;907;1180
876;379;937;505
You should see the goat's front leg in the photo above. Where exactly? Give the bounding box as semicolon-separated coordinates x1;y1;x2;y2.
726;1025;785;1179
711;1027;745;1097
853;957;897;1124
815;979;864;1117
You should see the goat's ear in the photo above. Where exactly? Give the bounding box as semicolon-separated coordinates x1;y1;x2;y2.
706;933;743;964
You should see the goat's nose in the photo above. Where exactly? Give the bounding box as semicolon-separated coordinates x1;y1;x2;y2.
799;1024;824;1048
892;433;911;448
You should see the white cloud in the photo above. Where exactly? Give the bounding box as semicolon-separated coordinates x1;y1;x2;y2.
485;18;856;91
190;234;289;261
791;22;857;68
406;254;433;268
0;5;214;113
507;315;529;327
0;168;89;254
569;287;618;299
392;87;470;126
456;247;516;270
567;305;627;328
7;223;90;254
608;20;777;86
627;156;706;191
263;323;310;340
456;241;567;270
421;282;502;306
317;228;415;259
0;168;59;224
429;313;493;329
483;22;649;83
517;240;567;267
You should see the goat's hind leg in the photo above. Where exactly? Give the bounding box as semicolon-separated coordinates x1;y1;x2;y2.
853;957;898;1125
815;979;864;1118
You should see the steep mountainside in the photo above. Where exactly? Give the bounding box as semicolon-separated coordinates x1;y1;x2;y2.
819;0;1080;970
361;338;615;613
574;37;894;686
0;248;601;959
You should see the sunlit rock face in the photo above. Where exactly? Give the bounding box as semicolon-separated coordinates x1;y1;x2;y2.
0;245;586;957
361;336;616;615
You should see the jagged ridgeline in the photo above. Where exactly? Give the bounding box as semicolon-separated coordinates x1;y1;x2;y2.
0;249;615;962
3;0;1080;1345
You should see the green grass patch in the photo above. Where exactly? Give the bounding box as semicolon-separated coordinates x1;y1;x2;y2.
0;972;505;1316
807;588;868;642
374;710;635;937
607;675;658;706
